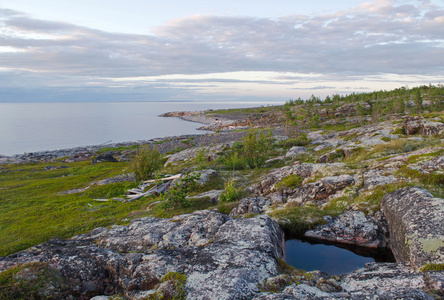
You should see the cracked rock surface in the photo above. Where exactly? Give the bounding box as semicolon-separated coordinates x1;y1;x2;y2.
0;210;285;300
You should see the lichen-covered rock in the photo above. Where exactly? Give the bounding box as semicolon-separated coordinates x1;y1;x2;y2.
249;164;322;196
190;169;218;186
304;211;388;248
338;263;434;299
229;197;272;217
405;117;422;135
0;211;285;300
286;175;354;206
420;120;444;135
285;146;307;158
189;189;223;203
165;143;230;165
381;187;444;270
363;169;397;190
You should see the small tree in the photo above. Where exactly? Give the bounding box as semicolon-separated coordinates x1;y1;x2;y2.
242;127;272;169
130;145;163;182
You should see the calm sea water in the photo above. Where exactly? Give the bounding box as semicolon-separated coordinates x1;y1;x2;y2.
0;101;278;156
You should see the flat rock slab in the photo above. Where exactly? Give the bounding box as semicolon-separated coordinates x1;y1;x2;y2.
381;187;444;270
254;263;437;299
0;210;285;300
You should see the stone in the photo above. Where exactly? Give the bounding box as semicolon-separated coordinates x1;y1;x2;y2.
229;197;272;217
420;120;444;135
338;262;434;299
363;169;397;190
286;175;355;206
304;211;388;248
0;211;285;300
249;163;328;196
92;153;118;164
381;187;444;270
282;283;330;298
285;146;307;158
405;116;422;135
189;190;223;203
165;143;230;165
360;137;386;146
190;169;218;186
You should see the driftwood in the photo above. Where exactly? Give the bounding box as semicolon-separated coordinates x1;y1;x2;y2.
143;174;181;184
125;174;181;202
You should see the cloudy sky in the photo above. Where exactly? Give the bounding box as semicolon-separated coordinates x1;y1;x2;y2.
0;0;443;103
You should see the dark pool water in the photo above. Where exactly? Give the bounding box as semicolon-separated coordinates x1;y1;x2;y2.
285;237;395;275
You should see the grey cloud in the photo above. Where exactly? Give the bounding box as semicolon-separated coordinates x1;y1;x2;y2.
0;1;443;101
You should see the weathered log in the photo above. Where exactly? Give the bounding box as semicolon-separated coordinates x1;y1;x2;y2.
143;174;181;184
126;181;172;202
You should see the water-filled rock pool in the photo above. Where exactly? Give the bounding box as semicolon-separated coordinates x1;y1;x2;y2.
285;237;395;275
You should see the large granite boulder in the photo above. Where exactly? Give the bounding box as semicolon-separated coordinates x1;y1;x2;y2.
0;210;285;299
381;187;444;270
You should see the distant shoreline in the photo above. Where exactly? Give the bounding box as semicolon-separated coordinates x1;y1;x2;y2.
0;109;243;164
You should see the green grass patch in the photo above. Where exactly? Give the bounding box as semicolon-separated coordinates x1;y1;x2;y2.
96;144;139;154
269;206;332;235
0;161;149;256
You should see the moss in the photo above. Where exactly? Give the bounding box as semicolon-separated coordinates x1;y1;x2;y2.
269;206;331;235
420;263;444;272
275;174;303;191
146;272;187;300
0;262;69;299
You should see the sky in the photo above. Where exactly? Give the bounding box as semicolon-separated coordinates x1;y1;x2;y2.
0;0;443;103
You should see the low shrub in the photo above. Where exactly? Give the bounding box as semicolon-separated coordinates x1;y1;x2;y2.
219;178;240;202
130;146;163;182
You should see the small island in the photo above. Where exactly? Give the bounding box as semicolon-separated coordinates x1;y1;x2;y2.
0;85;443;299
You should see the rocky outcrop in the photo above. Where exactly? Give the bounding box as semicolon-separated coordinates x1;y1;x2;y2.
420;120;444;135
249;163;339;196
286;175;355;206
405;116;444;136
285;146;307;158
254;263;436;299
304;211;389;248
230;197;272;217
165;143;231;165
0;210;285;300
363;169;397;190
381;187;444;270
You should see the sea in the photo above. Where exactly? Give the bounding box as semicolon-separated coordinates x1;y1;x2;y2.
0;101;281;156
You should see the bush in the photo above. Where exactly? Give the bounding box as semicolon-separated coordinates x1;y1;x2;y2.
242;127;272;169
160;173;200;209
130;146;163;182
223;151;246;170
219;178;240;202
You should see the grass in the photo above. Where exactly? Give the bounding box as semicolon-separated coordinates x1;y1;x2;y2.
0;161;150;256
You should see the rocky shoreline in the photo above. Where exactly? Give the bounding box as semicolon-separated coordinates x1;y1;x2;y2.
0;110;246;165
